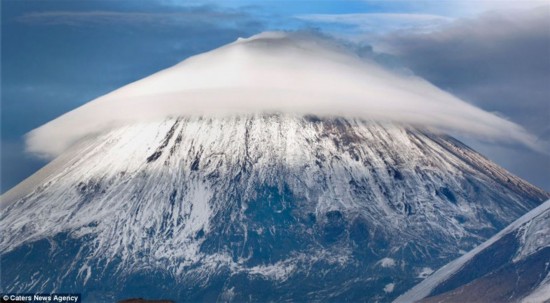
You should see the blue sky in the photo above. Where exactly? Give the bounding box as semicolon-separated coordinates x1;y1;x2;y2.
2;0;549;192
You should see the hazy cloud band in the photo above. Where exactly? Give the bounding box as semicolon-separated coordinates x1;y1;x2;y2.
25;32;543;158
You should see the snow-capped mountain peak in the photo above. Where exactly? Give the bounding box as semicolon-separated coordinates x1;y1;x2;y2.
2;114;548;301
2;32;548;302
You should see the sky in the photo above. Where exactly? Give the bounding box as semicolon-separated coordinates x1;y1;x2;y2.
1;0;549;192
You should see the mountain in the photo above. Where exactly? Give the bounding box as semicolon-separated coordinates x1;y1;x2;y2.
2;32;549;302
2;115;548;302
394;199;550;303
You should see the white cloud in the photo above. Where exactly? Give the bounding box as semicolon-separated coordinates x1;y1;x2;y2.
296;13;453;34
453;0;550;15
25;31;542;158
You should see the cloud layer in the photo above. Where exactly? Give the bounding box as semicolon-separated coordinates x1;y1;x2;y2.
297;13;452;34
383;7;550;137
16;8;249;27
25;31;541;158
381;7;550;189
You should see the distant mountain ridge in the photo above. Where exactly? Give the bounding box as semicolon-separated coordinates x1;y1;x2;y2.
395;199;550;303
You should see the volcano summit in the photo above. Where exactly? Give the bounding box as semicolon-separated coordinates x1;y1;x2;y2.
1;32;548;302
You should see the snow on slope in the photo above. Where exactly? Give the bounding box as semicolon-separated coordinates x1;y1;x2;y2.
1;115;548;301
25;31;539;158
394;199;550;303
522;273;550;303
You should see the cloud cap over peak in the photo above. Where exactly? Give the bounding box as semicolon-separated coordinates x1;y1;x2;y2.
25;31;541;158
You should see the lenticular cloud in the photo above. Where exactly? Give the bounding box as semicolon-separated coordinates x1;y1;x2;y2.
25;31;540;158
